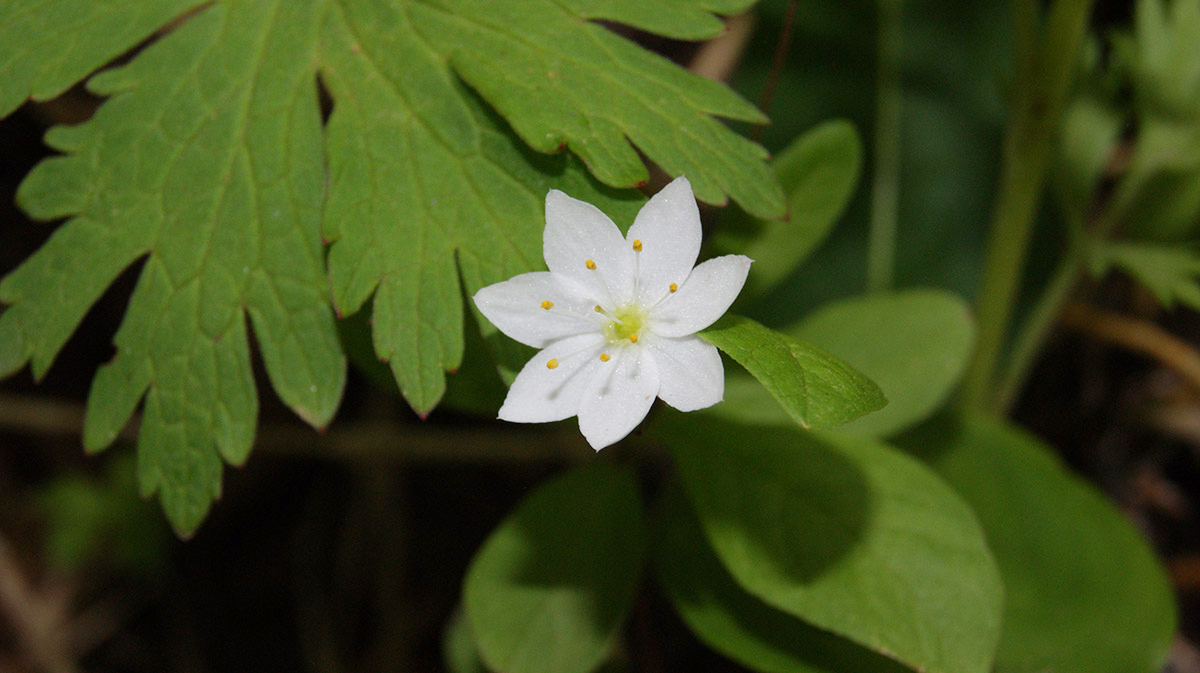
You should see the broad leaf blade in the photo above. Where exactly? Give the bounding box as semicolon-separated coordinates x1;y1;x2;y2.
699;314;885;429
717;290;974;438
4;2;347;536
0;0;205;118
716;120;863;301
897;413;1176;673
410;0;784;218
659;412;1003;673
465;464;645;673
654;478;911;673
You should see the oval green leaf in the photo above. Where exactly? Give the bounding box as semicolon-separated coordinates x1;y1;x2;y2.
653;478;911;673
464;464;645;673
715;119;863;301
896;413;1177;673
658;412;1003;673
699;314;885;430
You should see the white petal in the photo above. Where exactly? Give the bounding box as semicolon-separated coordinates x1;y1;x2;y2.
649;255;752;337
543;189;635;306
646;335;724;411
626;176;702;306
473;272;600;348
577;346;660;450
499;333;607;423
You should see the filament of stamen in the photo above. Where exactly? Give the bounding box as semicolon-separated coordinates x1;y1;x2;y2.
594;304;624;325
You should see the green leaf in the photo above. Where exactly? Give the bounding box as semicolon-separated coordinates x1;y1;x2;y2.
715;120;863;301
654;478;911;673
443;608;488;673
699;314;885;430
411;0;784;218
896;413;1176;673
659;412;1003;673
717;290;974;438
1;0;770;531
1055;96;1123;218
464;464;645;673
0;0;205;118
5;1;347;536
37;452;169;575
1093;241;1200;310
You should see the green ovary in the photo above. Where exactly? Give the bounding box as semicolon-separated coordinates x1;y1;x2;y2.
603;305;648;344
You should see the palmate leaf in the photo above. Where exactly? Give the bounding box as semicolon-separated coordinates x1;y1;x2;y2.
0;0;777;534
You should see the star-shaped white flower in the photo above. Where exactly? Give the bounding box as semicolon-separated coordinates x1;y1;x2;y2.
472;176;752;450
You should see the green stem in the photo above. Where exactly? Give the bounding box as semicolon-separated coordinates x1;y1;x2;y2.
867;0;903;293
958;0;1096;411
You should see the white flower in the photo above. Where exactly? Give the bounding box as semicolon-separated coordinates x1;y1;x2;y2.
472;176;752;450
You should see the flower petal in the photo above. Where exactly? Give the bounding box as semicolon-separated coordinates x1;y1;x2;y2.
646;335;724;411
473;272;599;348
577;346;660;450
626;176;702;306
499;333;606;423
649;255;752;337
543;189;635;306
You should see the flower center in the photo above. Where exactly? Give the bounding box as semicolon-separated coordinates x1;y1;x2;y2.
602;304;647;345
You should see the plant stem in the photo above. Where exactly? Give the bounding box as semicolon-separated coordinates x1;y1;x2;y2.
867;0;903;293
958;0;1096;411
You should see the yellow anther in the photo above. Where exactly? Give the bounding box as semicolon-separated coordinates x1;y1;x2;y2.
594;305;604;313
632;239;642;252
628;334;639;343
669;282;678;293
540;300;554;310
585;259;596;270
546;358;559;370
600;353;610;362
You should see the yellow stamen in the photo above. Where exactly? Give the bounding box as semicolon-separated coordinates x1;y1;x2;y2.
600;353;610;362
585;259;596;270
540;300;554;310
546;358;559;370
628;334;639;343
669;282;678;293
632;239;642;252
594;305;604;313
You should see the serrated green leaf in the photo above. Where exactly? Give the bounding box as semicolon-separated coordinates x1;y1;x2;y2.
716;290;974;438
4;1;346;536
1094;241;1200;310
409;0;784;218
658;413;1003;673
896;413;1176;673
653;479;911;673
699;314;885;429
716;120;863;301
0;0;205;118
465;464;644;673
1;0;771;532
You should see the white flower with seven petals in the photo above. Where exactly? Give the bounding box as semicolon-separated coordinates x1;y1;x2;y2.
472;177;752;450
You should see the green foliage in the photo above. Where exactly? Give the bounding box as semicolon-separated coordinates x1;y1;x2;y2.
654;479;910;673
715;120;863;301
660;412;1003;673
37;452;169;575
1092;241;1200;310
897;414;1177;673
464;465;644;673
699;314;886;430
717;290;974;438
0;0;775;534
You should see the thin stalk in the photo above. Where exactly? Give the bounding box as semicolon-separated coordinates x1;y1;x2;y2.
958;0;1096;410
867;0;903;292
991;164;1148;411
